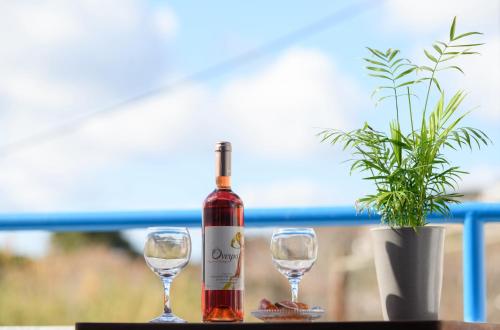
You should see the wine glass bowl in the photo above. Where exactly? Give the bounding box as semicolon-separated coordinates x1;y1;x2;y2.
143;227;191;323
144;228;190;277
271;228;318;303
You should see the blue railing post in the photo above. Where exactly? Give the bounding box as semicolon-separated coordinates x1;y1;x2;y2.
463;212;486;322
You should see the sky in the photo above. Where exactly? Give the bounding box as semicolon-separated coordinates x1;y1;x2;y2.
0;0;499;258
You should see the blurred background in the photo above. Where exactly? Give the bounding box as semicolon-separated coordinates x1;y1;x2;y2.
0;0;499;324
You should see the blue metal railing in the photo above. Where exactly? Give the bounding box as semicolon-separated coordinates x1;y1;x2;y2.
1;202;499;322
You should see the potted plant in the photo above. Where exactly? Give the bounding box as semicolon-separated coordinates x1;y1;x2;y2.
320;17;490;321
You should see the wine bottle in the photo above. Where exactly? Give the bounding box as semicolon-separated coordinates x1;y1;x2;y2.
202;141;244;322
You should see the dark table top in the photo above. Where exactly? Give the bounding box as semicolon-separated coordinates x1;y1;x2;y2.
76;321;500;330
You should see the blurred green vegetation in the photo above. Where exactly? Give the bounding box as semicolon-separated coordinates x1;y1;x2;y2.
51;232;138;256
0;246;200;324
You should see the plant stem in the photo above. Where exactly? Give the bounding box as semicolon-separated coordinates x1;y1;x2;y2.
419;46;450;227
422;45;448;123
422;62;438;120
392;80;401;129
407;87;415;140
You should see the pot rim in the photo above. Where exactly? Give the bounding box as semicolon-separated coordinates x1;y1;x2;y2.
370;224;445;231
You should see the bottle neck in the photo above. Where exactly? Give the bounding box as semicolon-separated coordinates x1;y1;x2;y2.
216;175;231;190
215;142;232;189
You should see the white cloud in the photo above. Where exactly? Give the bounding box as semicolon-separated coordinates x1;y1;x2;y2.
0;3;362;213
459;163;500;202
383;1;500;122
80;84;206;155
0;0;173;61
407;38;500;122
219;48;361;158
461;164;500;192
0;44;363;210
153;6;179;38
0;0;178;101
384;0;500;33
0;1;189;210
0;72;93;114
0;1;83;48
240;179;338;208
459;38;500;120
0;83;206;210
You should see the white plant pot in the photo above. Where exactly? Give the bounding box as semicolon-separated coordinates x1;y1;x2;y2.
371;226;445;321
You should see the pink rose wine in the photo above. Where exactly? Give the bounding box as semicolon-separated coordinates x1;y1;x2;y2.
202;141;244;322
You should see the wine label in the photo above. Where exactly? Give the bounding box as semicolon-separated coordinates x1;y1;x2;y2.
204;226;244;290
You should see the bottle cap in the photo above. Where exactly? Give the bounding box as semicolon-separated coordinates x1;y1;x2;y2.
215;141;232;152
215;141;231;177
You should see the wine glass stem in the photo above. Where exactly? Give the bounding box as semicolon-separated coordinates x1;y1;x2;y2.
162;277;173;314
289;277;301;303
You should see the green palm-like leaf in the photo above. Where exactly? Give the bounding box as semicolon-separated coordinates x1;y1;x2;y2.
450;16;457;40
453;31;483;41
424;49;438;63
320;16;489;229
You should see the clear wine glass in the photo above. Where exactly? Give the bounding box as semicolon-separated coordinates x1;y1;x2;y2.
270;228;318;303
144;227;191;323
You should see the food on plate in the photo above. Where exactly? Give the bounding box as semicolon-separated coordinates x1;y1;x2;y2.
259;298;278;310
258;299;309;311
253;299;323;322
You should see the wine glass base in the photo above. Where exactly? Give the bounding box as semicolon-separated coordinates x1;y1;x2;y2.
150;313;186;323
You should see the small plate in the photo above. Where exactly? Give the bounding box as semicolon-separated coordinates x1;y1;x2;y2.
251;307;324;322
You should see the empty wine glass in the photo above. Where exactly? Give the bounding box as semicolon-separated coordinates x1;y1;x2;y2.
144;227;191;323
270;228;318;303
